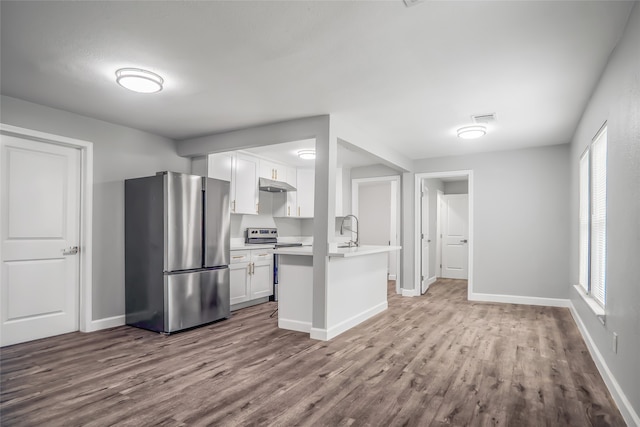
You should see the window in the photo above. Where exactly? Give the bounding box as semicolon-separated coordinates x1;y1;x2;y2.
578;124;607;308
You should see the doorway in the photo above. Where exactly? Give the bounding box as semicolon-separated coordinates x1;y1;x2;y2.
352;176;401;293
415;171;473;297
0;124;93;346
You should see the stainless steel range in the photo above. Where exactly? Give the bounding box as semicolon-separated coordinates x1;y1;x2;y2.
245;227;302;301
245;227;303;249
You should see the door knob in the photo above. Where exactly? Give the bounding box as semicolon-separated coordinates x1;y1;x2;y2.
62;246;79;255
460;239;468;243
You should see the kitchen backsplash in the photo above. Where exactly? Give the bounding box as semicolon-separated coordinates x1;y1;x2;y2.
229;191;313;239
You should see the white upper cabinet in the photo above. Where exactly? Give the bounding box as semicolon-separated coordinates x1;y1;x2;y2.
259;159;288;182
192;152;259;215
336;167;343;217
296;168;315;218
232;153;259;215
273;166;298;218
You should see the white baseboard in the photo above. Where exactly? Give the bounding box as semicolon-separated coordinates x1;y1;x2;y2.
468;292;571;308
84;315;125;332
310;327;328;341
569;302;640;427
279;318;311;334
402;288;419;297
310;301;388;341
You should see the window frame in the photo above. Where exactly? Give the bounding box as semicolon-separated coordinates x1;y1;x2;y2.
576;122;607;320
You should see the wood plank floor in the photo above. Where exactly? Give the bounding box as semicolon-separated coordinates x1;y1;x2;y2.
0;279;625;426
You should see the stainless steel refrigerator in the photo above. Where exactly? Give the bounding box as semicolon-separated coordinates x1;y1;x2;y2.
125;171;230;333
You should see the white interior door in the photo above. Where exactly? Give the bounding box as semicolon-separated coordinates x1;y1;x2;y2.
441;194;469;279
1;135;81;346
420;183;429;294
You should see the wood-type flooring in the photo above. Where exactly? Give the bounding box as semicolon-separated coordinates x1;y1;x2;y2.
0;279;626;426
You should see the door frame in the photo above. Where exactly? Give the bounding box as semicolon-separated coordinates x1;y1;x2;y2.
435;189;444;278
0;124;94;332
420;183;429;294
414;170;473;298
352;175;401;294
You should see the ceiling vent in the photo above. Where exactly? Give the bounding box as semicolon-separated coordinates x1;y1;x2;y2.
471;113;497;124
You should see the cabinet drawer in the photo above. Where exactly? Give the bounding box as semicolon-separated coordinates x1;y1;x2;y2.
251;250;273;262
230;251;250;264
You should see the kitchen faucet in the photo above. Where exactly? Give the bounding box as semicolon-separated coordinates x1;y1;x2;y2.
340;214;359;247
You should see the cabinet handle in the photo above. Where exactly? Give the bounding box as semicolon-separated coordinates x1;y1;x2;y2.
272;169;275;180
275;170;278;180
298;206;301;216
287;206;290;216
251;262;255;275
232;200;236;212
256;203;259;213
232;255;245;259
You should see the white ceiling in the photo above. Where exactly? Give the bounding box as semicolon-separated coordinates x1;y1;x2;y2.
0;1;634;161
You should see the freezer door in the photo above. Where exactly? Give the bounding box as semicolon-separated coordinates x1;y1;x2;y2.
165;172;203;271
204;177;230;267
165;268;230;332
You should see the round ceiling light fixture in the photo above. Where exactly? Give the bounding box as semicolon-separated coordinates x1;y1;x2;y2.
297;149;316;160
457;125;487;139
115;68;164;93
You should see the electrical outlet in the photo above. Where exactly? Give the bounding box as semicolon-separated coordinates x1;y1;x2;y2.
612;332;618;354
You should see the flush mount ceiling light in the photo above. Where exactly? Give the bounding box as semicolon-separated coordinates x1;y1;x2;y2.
115;68;164;93
297;149;316;160
457;125;487;140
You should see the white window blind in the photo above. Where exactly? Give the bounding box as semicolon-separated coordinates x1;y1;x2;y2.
590;127;607;306
578;150;589;292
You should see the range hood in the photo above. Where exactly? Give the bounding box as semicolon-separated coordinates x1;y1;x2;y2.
259;177;297;193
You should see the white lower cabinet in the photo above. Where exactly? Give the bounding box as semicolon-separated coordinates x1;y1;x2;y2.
230;249;273;309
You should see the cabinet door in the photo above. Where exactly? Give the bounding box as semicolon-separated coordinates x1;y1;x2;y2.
233;153;259;215
335;167;343;217
230;262;250;306
207;153;233;182
251;252;274;299
259;159;276;180
272;163;286;182
296;168;315;218
285;167;297;217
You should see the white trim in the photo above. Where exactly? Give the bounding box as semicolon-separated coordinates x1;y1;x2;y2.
309;327;329;341
0;124;94;333
415;170;474;298
436;189;443;278
279;318;311;334
85;315;125;332
352;175;402;294
424;275;437;292
310;301;387;341
569;301;640;427
468;292;571;308
388;274;397;280
573;284;606;323
402;288;419;297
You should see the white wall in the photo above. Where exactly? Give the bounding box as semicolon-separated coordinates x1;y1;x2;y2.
358;183;391;246
443;180;468;195
0;95;191;321
569;3;640;423
408;143;571;299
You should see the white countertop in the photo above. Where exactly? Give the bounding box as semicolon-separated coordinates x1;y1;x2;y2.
273;246;313;256
231;244;274;251
329;245;401;258
273;245;401;258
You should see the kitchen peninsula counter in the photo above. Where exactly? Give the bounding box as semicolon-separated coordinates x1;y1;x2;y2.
275;245;401;340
